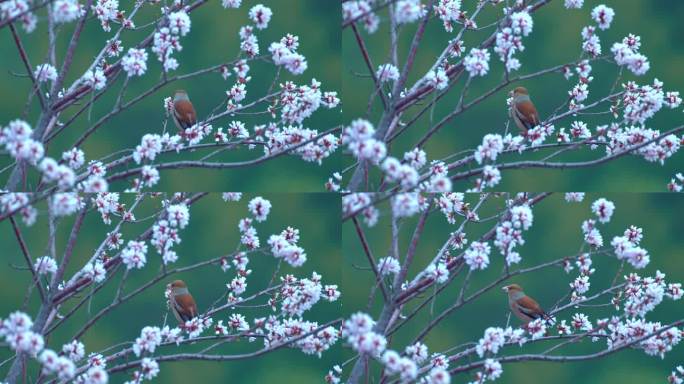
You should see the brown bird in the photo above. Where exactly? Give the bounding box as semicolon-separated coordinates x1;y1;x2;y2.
167;280;198;324
172;90;197;134
508;87;540;136
502;283;550;325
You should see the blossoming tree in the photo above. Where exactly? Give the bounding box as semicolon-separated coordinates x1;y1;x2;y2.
338;0;683;194
0;1;341;192
0;193;341;383
337;192;683;383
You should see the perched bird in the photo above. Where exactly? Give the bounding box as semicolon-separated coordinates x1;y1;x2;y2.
502;284;550;325
172;90;197;134
167;280;198;324
508;87;540;136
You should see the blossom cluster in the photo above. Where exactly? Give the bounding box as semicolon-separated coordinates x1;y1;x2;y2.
342;193;379;227
556;313;592;336
133;132;178;165
669;366;684;384
494;203;534;266
494;10;533;72
279;272;340;317
182;82;340;169
150;202;191;265
338;312;459;384
475;326;526;357
53;0;83;24
93;192;126;224
1;119;44;168
94;0;120;32
436;192;466;224
434;0;462;33
0;312;110;382
0;0;37;32
152;10;191;72
381;151;421;190
392;192;427;218
263;317;339;357
610;225;650;269
579;197;616;249
571;80;682;171
464;241;491;271
474;134;504;165
341;1;378;33
1;118;113;193
343;119;454;193
342;119;386;166
237;207;263;250
222;251;250;299
34;63;58;83
268;32;308;75
620;271;682;319
122;48;148;77
33;255;58;276
565;253;595;303
1;311;44;358
376;63;399;83
268;227;307;267
273;82;339;150
394;0;426;25
121;240;148;270
125;325;185;382
377;255;401;276
667;173;684;192
342;312;386;357
603;313;681;359
464;48;491;77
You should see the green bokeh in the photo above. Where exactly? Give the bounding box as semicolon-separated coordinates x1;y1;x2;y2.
342;193;684;383
0;0;342;191
0;193;342;382
342;0;684;191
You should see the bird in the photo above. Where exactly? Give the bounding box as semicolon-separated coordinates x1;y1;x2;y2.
508;87;540;136
502;283;550;325
171;90;197;135
167;280;198;324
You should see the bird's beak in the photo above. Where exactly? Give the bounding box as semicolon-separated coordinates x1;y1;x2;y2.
501;286;508;292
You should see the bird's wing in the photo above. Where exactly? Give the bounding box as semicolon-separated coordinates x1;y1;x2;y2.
515;100;540;128
515;296;545;318
173;294;198;321
174;100;197;128
511;305;536;323
513;107;532;131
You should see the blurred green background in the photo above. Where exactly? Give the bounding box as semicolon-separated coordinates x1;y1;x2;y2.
0;0;341;191
0;193;342;382
342;0;684;191
342;193;684;383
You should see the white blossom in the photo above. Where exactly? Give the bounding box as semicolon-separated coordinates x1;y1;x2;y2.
122;48;148;77
591;4;615;30
34;256;58;275
249;4;272;29
376;64;399;83
34;64;58;83
464;48;491;77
